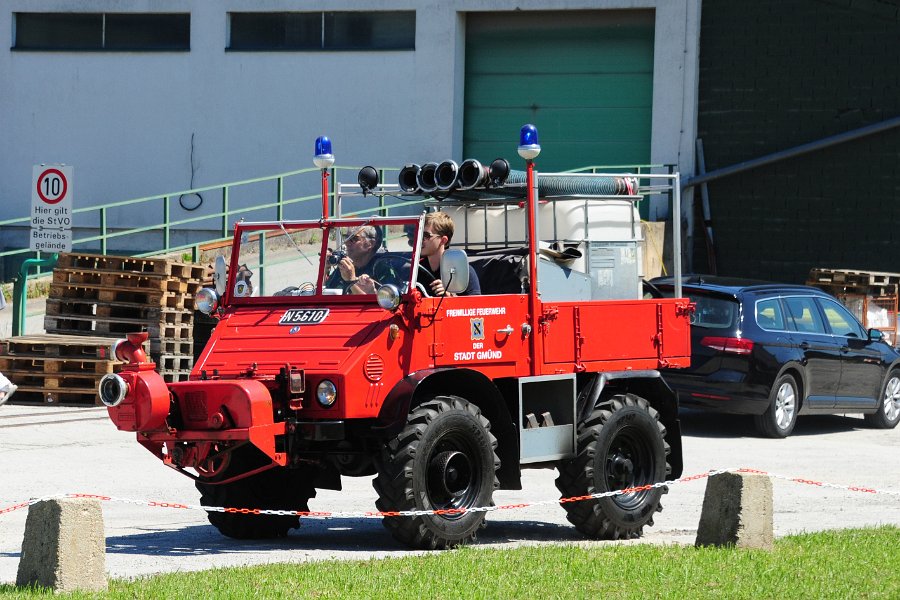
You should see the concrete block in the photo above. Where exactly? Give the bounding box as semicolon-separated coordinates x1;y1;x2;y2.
695;471;773;550
16;498;107;593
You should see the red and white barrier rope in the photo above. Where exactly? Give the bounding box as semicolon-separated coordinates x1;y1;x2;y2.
1;468;897;519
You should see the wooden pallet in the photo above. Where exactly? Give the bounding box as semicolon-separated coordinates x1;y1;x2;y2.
0;334;117;359
10;389;101;406
46;298;163;320
0;355;115;375
157;355;194;372
52;268;199;294
7;371;108;391
0;334;123;407
49;282;164;304
808;268;900;288
45;307;192;330
157;323;193;340
806;280;898;298
150;338;194;356
56;252;206;280
43;317;192;339
160;370;192;383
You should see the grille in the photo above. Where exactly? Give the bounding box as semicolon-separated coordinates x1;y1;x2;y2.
363;354;384;382
184;391;207;422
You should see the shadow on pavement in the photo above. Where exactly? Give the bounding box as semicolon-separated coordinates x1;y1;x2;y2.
0;517;580;559
679;408;867;439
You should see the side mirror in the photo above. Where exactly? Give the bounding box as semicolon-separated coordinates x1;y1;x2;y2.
868;328;884;342
213;255;227;296
441;249;470;294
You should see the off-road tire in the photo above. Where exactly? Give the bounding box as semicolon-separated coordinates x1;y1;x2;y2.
555;394;669;540
864;369;900;429
373;395;500;549
196;446;316;539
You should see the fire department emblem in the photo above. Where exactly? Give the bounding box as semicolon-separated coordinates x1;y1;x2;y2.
470;318;485;340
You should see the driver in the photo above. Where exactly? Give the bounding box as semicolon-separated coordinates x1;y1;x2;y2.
325;225;388;294
415;212;481;296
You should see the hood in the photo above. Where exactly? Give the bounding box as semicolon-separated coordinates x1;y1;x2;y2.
194;305;389;376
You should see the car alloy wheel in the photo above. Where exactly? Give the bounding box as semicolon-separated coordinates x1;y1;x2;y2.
865;370;900;429
883;376;900;422
754;374;799;438
774;381;797;431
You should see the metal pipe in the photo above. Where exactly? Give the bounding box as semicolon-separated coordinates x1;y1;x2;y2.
673;173;682;300
13;254;58;336
683;115;900;190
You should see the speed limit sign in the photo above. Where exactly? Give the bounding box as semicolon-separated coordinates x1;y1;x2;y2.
31;164;74;252
36;168;68;204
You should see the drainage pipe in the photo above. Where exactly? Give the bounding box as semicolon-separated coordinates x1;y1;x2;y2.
682;115;900;190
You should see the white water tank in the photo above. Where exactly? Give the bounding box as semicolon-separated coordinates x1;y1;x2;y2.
445;196;641;247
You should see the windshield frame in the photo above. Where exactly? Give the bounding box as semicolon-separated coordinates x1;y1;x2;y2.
223;215;425;306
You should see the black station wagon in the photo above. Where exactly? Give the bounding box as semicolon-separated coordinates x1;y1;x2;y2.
650;276;900;437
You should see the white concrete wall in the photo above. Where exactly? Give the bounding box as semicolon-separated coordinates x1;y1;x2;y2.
0;0;700;237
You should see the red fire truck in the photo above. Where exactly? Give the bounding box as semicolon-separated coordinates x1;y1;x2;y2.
100;125;692;549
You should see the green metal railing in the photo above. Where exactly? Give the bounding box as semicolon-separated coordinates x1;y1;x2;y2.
0;162;668;335
0;165;410;334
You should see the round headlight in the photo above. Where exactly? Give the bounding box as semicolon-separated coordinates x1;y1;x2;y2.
196;288;219;315
98;373;128;407
376;284;401;311
316;380;337;408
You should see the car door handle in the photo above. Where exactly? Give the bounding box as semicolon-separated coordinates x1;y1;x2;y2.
799;342;810;350
841;346;850;353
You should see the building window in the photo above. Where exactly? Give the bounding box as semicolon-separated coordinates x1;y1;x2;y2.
13;13;190;51
228;12;415;51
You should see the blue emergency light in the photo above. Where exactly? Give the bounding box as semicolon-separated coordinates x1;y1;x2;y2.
314;136;335;169
517;124;541;160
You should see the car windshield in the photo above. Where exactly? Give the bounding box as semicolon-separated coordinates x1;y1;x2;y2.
226;218;422;301
689;294;737;329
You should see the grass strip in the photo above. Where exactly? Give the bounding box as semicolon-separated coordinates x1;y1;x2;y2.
1;526;897;599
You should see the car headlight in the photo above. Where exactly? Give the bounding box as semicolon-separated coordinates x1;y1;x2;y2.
98;373;129;407
196;288;219;315
316;380;337;408
376;284;401;311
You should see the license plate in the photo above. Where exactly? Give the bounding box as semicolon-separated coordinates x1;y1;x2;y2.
279;308;330;325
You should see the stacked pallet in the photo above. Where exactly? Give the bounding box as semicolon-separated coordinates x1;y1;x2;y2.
45;253;205;384
0;253;205;406
807;268;900;298
0;334;123;405
807;268;899;346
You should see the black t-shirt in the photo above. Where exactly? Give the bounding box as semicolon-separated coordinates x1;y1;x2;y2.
420;259;481;296
325;254;397;292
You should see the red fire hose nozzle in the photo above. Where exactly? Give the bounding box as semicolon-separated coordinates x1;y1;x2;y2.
113;332;150;364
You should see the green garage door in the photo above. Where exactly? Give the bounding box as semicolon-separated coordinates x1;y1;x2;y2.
464;10;655;172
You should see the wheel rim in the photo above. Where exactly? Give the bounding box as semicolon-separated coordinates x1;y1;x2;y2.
605;426;655;510
425;431;481;518
774;381;796;431
883;376;900;422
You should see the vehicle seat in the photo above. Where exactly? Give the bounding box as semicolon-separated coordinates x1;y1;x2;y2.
468;248;528;295
757;314;777;329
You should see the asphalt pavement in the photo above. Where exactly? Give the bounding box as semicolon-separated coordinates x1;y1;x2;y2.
0;404;898;583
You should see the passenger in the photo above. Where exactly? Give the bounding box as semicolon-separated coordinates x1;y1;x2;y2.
417;212;481;296
325;225;386;294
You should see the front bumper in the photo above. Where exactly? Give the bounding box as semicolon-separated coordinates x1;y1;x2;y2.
107;368;287;466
